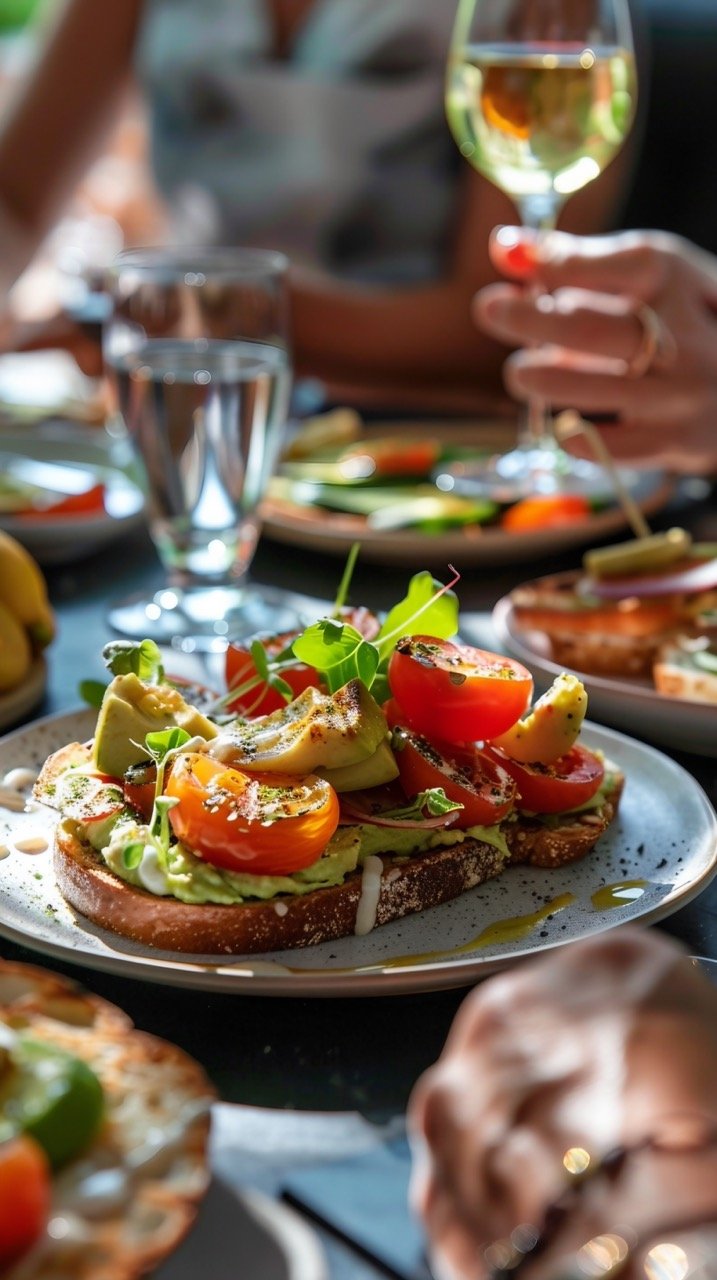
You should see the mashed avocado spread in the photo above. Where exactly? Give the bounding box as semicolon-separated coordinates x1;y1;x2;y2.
76;812;510;906
66;765;618;908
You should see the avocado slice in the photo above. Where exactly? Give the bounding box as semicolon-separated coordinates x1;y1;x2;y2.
210;679;390;774
319;737;399;792
491;673;588;764
93;672;218;778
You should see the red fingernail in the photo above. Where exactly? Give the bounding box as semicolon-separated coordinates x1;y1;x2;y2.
491;227;539;280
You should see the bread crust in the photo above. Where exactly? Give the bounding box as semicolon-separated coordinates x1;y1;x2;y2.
53;823;507;954
3;962;214;1280
505;775;624;869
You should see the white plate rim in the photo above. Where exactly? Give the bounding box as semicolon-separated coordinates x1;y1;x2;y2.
492;592;717;752
0;707;715;996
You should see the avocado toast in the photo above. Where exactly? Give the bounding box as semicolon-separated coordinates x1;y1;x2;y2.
34;587;623;955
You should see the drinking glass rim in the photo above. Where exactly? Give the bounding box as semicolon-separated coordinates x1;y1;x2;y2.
109;245;289;280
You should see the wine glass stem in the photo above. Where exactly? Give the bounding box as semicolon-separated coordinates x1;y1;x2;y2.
515;198;560;453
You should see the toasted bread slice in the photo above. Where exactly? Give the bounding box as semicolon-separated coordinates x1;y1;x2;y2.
506;774;624;869
51;820;508;954
36;743;623;955
3;960;214;1280
653;636;717;704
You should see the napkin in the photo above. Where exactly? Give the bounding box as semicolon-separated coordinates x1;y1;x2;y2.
282;1134;432;1280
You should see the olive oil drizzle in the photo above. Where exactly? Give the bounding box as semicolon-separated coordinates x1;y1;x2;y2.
214;881;653;977
591;879;648;910
377;892;577;970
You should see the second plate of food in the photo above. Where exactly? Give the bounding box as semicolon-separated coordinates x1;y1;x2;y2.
492;584;717;757
262;421;674;567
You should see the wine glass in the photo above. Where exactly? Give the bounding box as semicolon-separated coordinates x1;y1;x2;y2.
104;246;297;650
444;0;637;499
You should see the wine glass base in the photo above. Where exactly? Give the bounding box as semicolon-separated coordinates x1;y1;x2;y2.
107;584;303;653
439;446;626;503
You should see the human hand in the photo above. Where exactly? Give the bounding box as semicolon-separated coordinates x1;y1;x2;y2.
474;227;717;475
408;929;717;1280
0;311;103;378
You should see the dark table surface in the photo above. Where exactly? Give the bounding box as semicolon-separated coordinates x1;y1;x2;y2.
1;467;716;1279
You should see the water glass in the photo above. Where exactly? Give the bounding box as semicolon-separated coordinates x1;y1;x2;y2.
103;246;295;649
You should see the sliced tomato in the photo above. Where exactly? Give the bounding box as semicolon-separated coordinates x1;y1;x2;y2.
387;636;533;745
392;725;516;827
225;629;319;717
18;483;106;520
0;1135;50;1266
501;495;591;533
57;773;125;824
165;752;339;875
225;608;380;717
339;437;441;480
486;742;605;813
122;760;157;821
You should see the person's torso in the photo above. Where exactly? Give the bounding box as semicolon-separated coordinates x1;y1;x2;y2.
136;0;461;281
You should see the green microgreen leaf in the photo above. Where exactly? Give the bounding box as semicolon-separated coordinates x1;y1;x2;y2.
101;639;165;684
373;788;463;823
151;794;180;857
79;679;107;709
375;570;459;663
145;727;192;764
122;841;145;870
292;620;379;694
141;729;191;866
250;639;270;682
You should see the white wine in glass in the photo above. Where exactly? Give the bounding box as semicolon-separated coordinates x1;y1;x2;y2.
445;0;637;498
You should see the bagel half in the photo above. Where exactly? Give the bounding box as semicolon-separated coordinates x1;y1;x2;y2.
2;960;214;1280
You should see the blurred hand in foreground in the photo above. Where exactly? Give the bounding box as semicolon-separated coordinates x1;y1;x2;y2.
408;929;717;1280
474;227;717;475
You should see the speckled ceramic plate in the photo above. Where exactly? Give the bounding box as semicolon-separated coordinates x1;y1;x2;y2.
0;708;715;995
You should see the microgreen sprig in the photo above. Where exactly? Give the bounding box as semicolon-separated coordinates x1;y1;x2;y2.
123;726;191;869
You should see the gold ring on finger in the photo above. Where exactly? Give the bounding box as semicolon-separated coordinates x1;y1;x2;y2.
625;302;676;378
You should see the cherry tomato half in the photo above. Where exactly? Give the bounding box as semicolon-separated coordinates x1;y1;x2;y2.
225;630;320;717
0;1135;50;1266
387;636;533;745
391;724;516;827
486;743;605;814
225;608;380;718
166;752;339;875
122;760;158;821
339;437;440;480
19;484;106;521
501;494;591;533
